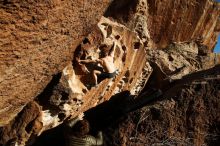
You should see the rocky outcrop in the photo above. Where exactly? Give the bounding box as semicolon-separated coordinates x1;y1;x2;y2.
145;42;220;89
0;15;153;146
35;17;152;136
0;101;42;146
105;0;220;50
0;0;111;126
0;0;220;146
104;65;220;146
147;0;220;50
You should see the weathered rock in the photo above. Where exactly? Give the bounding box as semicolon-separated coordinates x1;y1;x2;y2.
0;15;153;145
0;101;42;146
147;0;220;50
145;42;220;89
36;17;152;135
105;0;220;50
0;0;112;126
0;0;220;146
30;21;220;146
104;65;220;146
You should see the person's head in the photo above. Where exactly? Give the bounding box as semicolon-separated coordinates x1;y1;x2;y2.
71;119;90;137
99;44;109;58
100;51;109;58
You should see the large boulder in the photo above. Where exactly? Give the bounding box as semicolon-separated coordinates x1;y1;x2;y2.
0;0;220;145
0;0;111;126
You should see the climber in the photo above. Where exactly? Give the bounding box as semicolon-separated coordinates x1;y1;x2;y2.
74;44;90;74
64;113;103;146
79;42;118;86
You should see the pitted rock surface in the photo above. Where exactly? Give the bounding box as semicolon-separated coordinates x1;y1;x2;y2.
0;0;220;146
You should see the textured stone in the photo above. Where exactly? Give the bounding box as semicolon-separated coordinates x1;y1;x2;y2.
105;0;220;50
0;0;220;145
147;0;220;50
104;65;220;146
36;17;152;134
146;42;220;80
0;0;111;126
0;101;42;146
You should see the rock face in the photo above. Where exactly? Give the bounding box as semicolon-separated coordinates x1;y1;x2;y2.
105;0;220;50
35;17;152;136
0;0;111;126
0;12;152;146
104;66;220;146
147;0;220;50
0;0;220;146
145;42;220;89
0;101;42;146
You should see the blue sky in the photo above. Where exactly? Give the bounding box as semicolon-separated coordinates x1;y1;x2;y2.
213;0;220;53
214;35;220;53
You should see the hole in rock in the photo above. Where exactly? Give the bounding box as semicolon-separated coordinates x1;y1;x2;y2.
168;55;174;62
139;10;145;15
129;78;133;83
82;89;87;94
60;91;69;101
115;35;120;40
104;0;139;22
73;98;78;102
134;42;141;49
124;78;129;83
122;45;126;51
25;121;34;134
122;54;126;62
83;38;90;44
143;41;148;47
58;113;66;121
125;70;130;77
100;23;108;26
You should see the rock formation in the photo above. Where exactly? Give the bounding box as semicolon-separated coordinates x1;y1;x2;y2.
34;17;152;136
104;65;220;146
0;0;111;126
0;0;220;146
106;0;220;50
